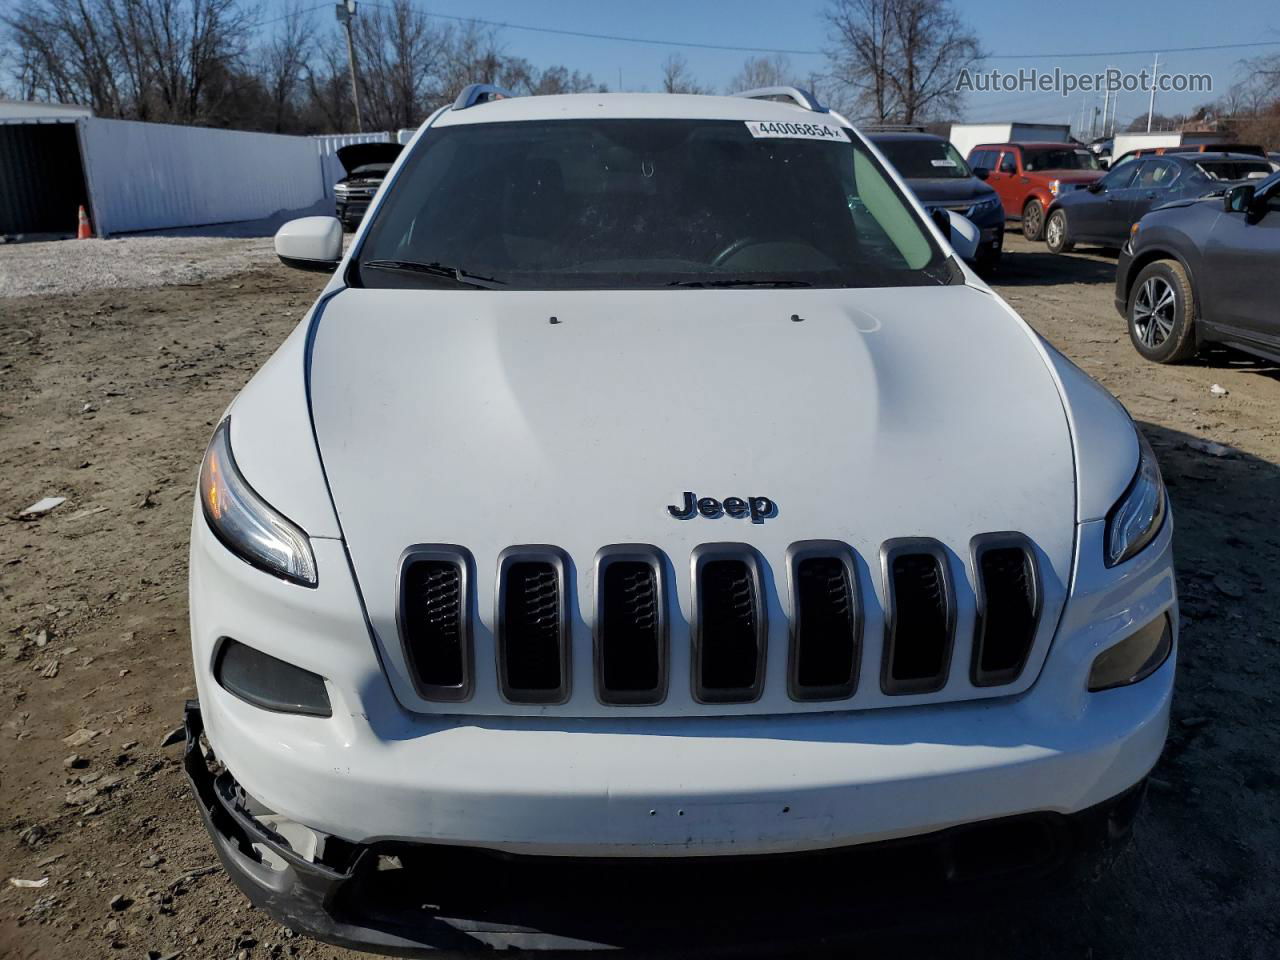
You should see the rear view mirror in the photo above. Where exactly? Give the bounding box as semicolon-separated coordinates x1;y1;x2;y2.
972;167;989;180
275;217;343;272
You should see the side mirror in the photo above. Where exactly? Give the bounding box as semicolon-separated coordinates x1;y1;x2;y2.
932;209;980;262
274;216;343;272
1224;183;1256;214
1087;182;1104;194
972;166;989;181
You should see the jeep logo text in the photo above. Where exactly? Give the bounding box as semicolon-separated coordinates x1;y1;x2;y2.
667;491;777;523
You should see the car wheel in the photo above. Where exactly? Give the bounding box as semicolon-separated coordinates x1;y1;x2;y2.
1127;260;1198;363
1022;199;1045;241
1044;210;1074;254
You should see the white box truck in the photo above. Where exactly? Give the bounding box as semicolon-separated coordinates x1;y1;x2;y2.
947;122;1071;160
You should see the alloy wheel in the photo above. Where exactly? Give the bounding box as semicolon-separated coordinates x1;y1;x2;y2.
1133;277;1176;348
1046;215;1063;248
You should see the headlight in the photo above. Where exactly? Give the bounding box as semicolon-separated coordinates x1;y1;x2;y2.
1088;613;1173;691
1105;430;1167;567
968;195;1000;215
199;419;317;586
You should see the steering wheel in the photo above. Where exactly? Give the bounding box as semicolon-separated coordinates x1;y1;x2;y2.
710;236;770;267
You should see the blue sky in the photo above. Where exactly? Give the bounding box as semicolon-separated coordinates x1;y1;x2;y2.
292;0;1280;130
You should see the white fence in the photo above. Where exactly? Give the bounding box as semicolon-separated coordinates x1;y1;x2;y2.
79;118;328;235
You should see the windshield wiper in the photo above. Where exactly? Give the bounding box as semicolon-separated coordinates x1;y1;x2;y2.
361;259;505;289
666;278;813;288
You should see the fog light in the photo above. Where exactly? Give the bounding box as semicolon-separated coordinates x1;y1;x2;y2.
214;639;331;716
1088;614;1172;692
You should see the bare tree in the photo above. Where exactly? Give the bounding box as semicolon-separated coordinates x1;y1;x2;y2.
824;0;982;123
3;0;253;123
727;54;792;92
661;53;707;94
351;0;450;129
259;0;314;131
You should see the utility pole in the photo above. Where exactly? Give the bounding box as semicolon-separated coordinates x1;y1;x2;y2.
1146;53;1160;133
336;1;363;132
1100;71;1111;140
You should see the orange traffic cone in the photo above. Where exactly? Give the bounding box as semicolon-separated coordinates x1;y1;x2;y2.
76;205;92;239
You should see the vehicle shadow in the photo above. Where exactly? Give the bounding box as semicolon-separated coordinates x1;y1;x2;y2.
991;243;1118;287
1192;343;1280;379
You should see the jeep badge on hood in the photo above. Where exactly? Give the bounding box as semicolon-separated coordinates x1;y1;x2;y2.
667;491;777;522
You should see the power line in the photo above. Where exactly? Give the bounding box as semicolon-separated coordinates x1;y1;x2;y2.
296;6;1280;63
256;3;328;29
986;39;1280;60
363;5;825;55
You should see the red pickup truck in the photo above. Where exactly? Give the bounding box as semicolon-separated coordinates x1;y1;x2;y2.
966;142;1104;240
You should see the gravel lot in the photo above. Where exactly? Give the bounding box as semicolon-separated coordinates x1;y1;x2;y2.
0;236;275;298
2;235;1278;959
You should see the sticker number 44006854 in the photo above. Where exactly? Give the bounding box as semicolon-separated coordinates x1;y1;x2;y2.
745;120;849;141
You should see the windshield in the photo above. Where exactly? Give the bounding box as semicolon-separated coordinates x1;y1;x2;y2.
874;138;972;179
352;118;954;290
1022;148;1100;172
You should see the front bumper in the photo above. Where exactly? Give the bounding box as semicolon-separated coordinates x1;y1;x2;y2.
335;198;372;224
185;698;1149;954
189;512;1176;858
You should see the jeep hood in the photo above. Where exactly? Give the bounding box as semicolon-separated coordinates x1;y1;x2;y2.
307;284;1078;715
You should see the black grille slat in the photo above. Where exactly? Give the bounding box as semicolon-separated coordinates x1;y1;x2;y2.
972;535;1041;687
882;541;954;695
693;546;766;703
498;548;569;703
398;546;472;701
595;547;667;705
789;543;860;701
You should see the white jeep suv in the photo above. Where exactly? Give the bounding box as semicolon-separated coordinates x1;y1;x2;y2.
185;86;1176;953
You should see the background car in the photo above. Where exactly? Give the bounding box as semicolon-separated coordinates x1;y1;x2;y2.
967;141;1103;240
333;142;403;230
1109;142;1266;171
1116;170;1280;363
868;130;1005;273
1045;152;1274;254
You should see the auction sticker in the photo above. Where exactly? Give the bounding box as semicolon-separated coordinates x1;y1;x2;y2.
745;120;849;141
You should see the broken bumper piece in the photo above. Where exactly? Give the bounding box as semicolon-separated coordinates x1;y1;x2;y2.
183;700;1149;956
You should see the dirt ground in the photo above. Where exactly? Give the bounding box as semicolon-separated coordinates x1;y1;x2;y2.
2;235;1278;959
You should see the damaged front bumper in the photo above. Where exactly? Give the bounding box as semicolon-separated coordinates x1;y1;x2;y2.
183;699;1150;956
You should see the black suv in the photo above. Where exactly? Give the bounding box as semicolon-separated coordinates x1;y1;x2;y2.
868;131;1005;272
1115;170;1280;363
334;143;403;231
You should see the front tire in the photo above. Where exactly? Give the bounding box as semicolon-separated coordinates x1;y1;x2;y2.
1044;209;1074;254
1022;199;1045;241
1127;260;1198;363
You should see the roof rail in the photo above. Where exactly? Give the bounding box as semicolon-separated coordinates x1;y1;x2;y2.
734;86;827;113
452;83;516;111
